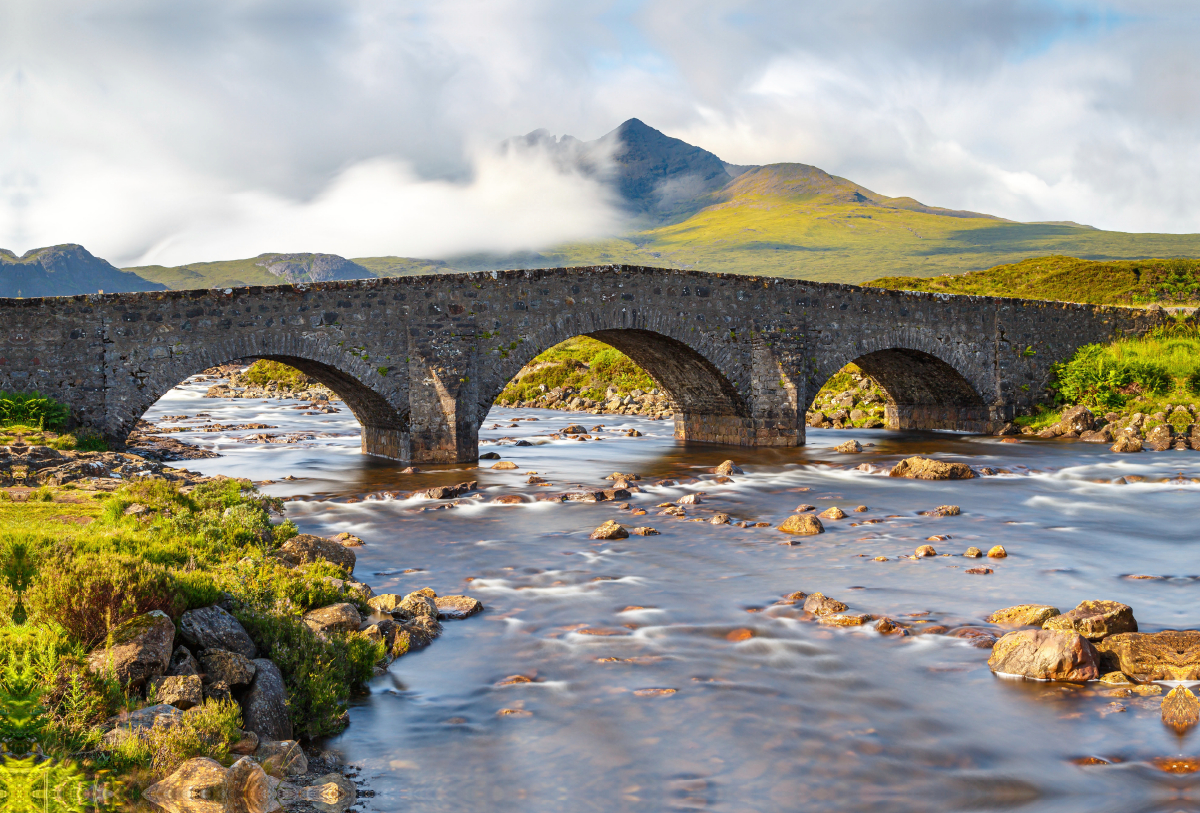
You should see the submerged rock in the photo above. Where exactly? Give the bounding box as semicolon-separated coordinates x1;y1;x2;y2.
589;520;629;540
986;605;1060;627
435;595;484;620
714;460;743;476
818;506;846;520
834;440;862;453
802;593;848;616
988;629;1100;681
777;514;824;535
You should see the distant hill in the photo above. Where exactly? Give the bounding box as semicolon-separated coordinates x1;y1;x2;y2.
0;244;165;298
866;255;1200;307
129;253;375;289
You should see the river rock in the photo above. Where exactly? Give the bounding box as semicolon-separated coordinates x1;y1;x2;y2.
397;616;442;650
256;739;308;777
834;440;862;453
819;612;871;626
479;452;501;460
988;629;1100;681
915;545;937;557
148;674;203;710
278;534;357;575
396;592;439;620
367;594;403;613
168;645;201;677
819;506;846;520
1043;600;1137;640
491;461;519;470
1145;424;1173;451
889;457;975;480
987;545;1007;558
714;460;743;475
224;756;274;813
1111;435;1143;452
241;659;292;742
435;595;484;619
777;514;824;535
86;610;175;689
491;494;524;504
561;424;587;435
332;532;363;547
181;606;258;659
302;603;361;635
199;649;257;687
303;773;357;813
986;605;1061;627
1080;426;1113;443
931;505;961;516
1162;686;1200;733
631;526;659;535
590;520;629;540
676;493;702;505
964;547;982;558
1058;405;1095;434
803;593;848;616
710;513;731;524
230;729;259;756
1095;630;1200;681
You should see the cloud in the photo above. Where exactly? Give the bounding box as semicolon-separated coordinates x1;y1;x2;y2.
2;0;1200;265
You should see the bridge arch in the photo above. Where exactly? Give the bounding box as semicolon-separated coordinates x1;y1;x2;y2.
810;335;995;432
112;336;408;458
476;322;756;449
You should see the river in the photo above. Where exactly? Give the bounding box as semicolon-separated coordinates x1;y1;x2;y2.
143;377;1200;813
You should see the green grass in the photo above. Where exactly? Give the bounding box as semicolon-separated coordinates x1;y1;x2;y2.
495;336;656;404
867;256;1200;306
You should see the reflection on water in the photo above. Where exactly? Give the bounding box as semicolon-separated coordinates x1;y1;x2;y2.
135;378;1200;812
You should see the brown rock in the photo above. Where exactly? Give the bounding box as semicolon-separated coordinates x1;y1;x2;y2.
589;520;629;540
819;612;872;626
819;506;846;520
986;604;1061;627
396;592;439;620
834;440;862;453
1162;685;1200;733
714;460;743;476
368;593;404;613
1043;600;1137;641
491;494;524;504
491;461;519;470
149;674;203;710
1111;435;1143;453
1145;424;1173;451
709;513;731;525
198;649;257;687
676;493;702;505
278;534;356;575
332;532;363;547
143;757;229;813
987;545;1007;558
85;610;175;689
987;629;1100;681
301;603;362;635
630;526;660;535
255;739;308;777
854;505;868;513
915;545;937;557
965;567;993;575
802;593;848;616
1094;630;1200;681
435;595;484;620
777;514;824;535
964;547;982;558
1058;405;1096;434
889;457;975;480
931;505;961;517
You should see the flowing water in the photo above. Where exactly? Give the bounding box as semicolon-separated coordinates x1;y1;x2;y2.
144;378;1200;813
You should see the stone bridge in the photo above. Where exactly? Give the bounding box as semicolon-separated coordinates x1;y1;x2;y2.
0;266;1164;462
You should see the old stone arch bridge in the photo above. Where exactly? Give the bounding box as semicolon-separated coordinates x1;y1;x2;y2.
1;265;1163;462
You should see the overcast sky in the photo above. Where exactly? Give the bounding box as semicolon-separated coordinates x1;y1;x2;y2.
3;0;1199;266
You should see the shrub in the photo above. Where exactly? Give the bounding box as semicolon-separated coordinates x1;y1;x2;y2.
25;553;186;647
233;607;381;738
1188;367;1200;395
0;392;70;431
242;360;310;389
107;698;242;777
1052;345;1172;409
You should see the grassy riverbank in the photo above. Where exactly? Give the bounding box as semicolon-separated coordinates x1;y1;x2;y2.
0;461;381;782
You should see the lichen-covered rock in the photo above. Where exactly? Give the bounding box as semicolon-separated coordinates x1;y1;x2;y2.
1162;685;1200;733
368;594;404;613
777;514;824;535
1094;630;1200;682
241;659;292;742
435;595;484;620
396;616;441;651
802;593;848;616
819;612;871;626
834;440;862;453
86;610;175;689
302;603;361;636
198;649;257;687
1145;424;1173;451
396;592;438;621
590;520;629;540
1111;434;1143;453
277;534;356;575
988;629;1100;681
149;674;203;710
1043;600;1137;641
986;605;1060;627
818;506;846;520
180;605;258;659
168;645;201;677
889;457;975;480
1058;405;1095;434
915;545;937;557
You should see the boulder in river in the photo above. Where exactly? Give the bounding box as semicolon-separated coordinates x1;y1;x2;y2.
590;520;629;540
777;514;824;535
86;610;175;689
491;461;519;470
1058;405;1095;434
1162;685;1200;734
1111;435;1143;453
987;545;1007;558
834;440;862;453
889;457;975;480
1042;600;1137;641
714;460;743;476
914;545;937;557
435;595;484;619
819;506;846;520
397;591;439;620
368;594;403;613
988;629;1100;681
277;534;356;576
963;547;983;558
986;605;1061;627
802;593;848;616
1145;424;1173;451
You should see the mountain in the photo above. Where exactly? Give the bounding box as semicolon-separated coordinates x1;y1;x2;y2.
0;244;166;298
129;253;375;289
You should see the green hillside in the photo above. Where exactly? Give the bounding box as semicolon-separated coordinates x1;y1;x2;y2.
866;256;1200;307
